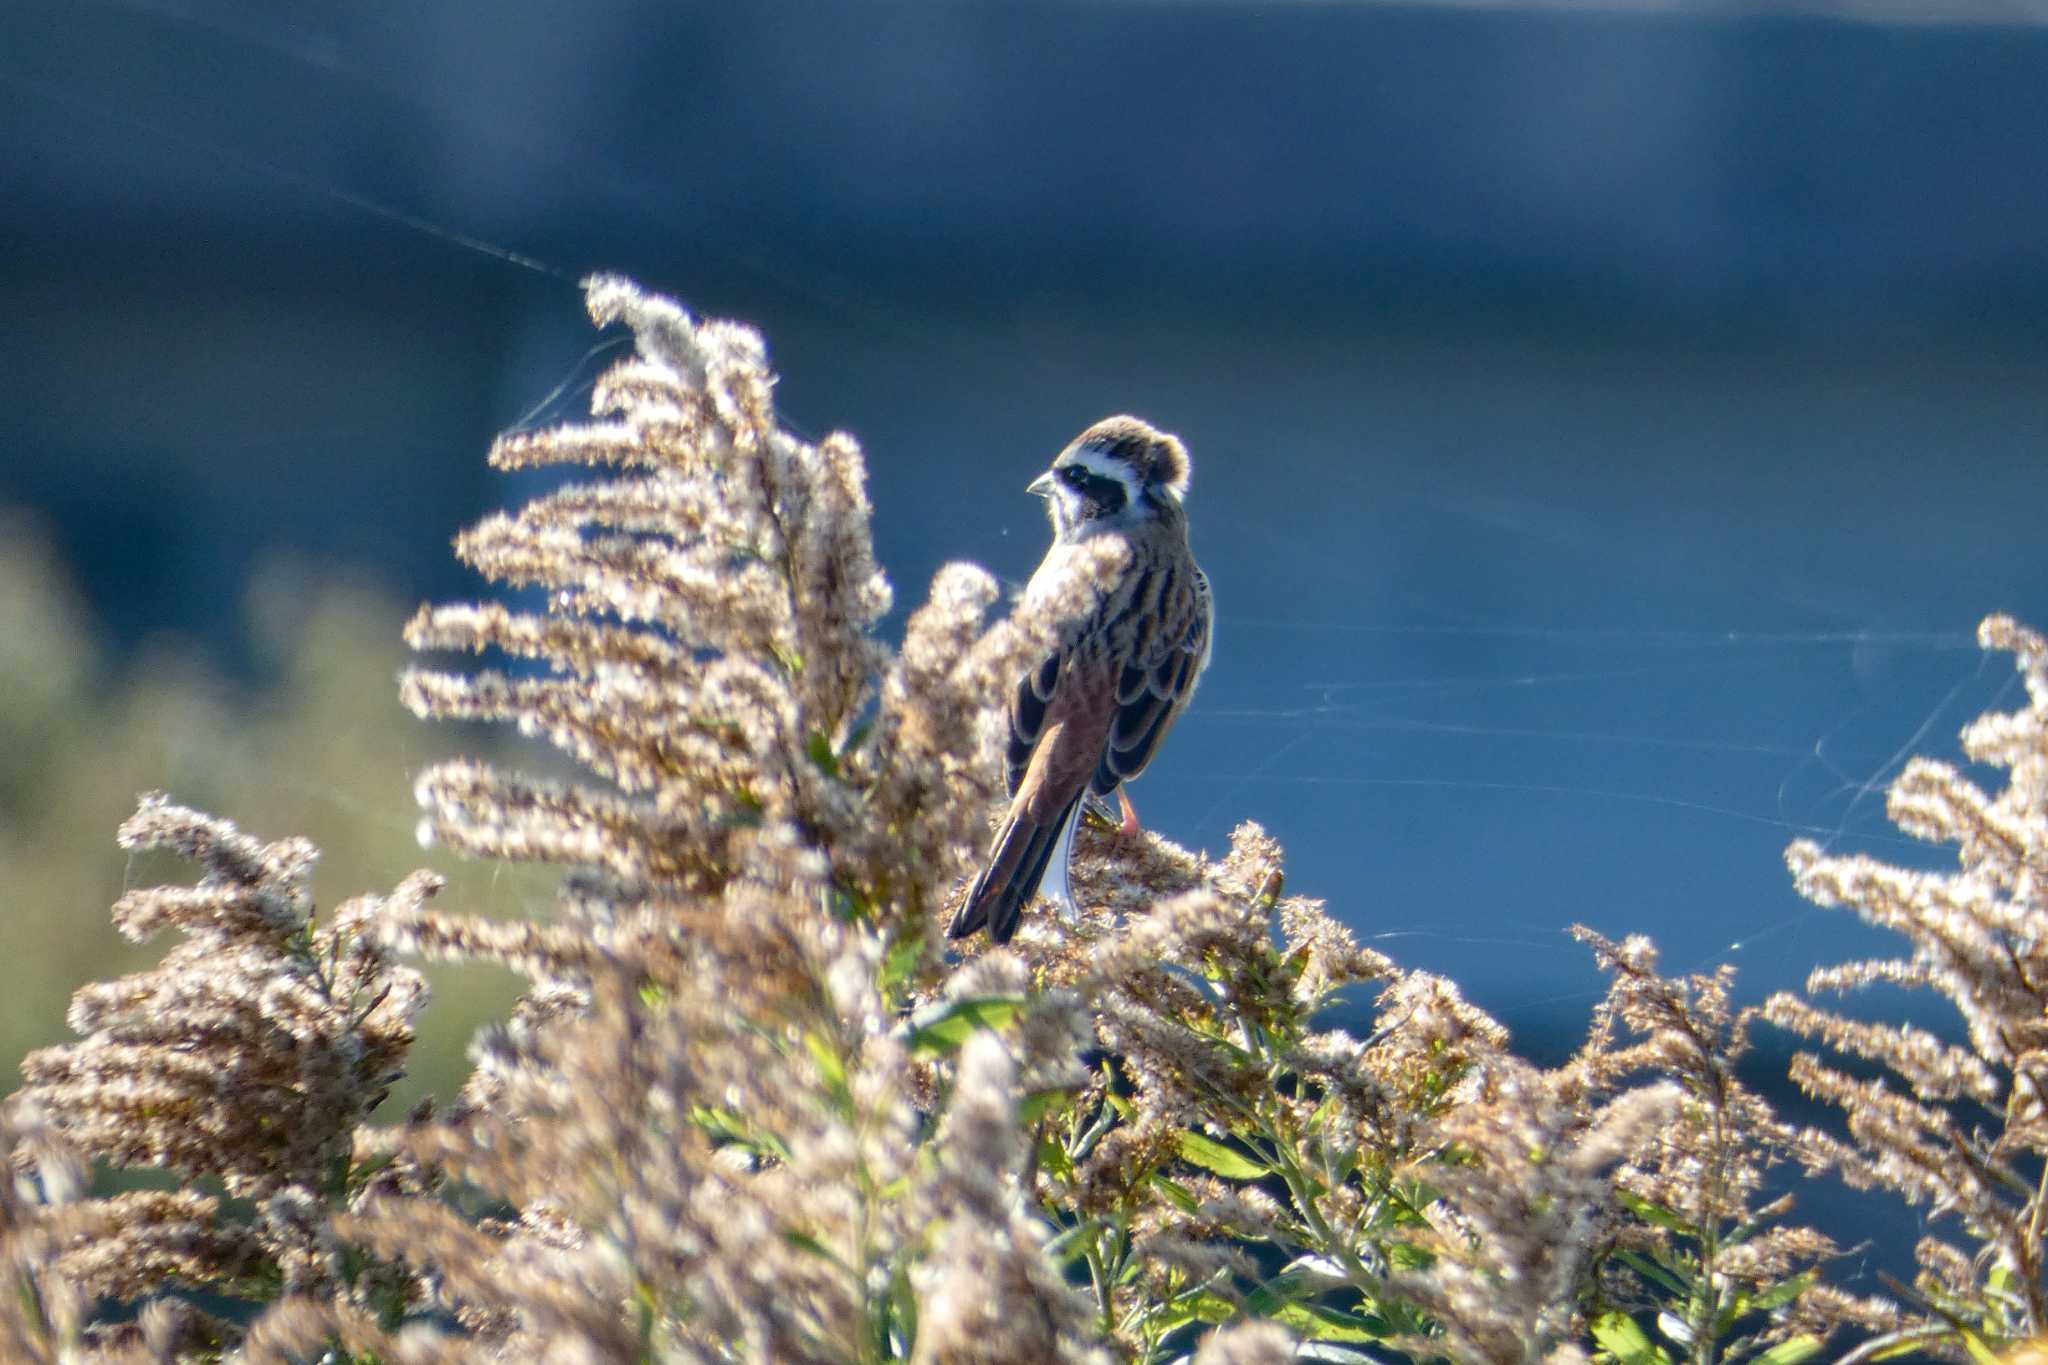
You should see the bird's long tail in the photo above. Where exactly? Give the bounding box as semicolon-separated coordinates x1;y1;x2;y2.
948;793;1084;944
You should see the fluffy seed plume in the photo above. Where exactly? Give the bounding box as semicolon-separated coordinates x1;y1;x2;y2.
0;275;1938;1360
1766;616;2048;1354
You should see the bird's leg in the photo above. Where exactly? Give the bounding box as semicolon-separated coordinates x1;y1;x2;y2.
1116;788;1141;839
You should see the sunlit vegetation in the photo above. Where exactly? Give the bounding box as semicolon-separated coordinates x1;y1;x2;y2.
1;279;2038;1363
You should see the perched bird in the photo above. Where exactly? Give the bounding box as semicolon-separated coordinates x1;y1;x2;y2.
948;415;1213;945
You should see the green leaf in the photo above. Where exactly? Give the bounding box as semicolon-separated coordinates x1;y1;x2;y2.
1754;1336;1823;1365
1615;1247;1692;1299
781;1228;851;1273
1269;1302;1388;1343
907;995;1026;1056
1591;1312;1670;1365
689;1104;791;1162
1243;1271;1314;1316
1143;1276;1235;1338
1959;1332;2003;1365
1167;1289;1236;1329
1151;1173;1200;1213
350;1152;396;1182
879;935;923;996
1178;1130;1270;1181
633;1279;658;1352
1617;1191;1693;1238
1383;1240;1433;1271
1016;1087;1069;1126
1747;1268;1818;1314
805;731;839;778
888;1259;919;1358
1042;1220;1095;1265
804;1031;846;1089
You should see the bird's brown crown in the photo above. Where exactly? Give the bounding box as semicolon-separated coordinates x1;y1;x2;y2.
1072;415;1191;499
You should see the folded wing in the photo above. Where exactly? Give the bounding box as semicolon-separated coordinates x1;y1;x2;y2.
1093;568;1211;796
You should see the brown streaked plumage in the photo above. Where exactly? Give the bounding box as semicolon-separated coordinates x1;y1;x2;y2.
949;415;1213;945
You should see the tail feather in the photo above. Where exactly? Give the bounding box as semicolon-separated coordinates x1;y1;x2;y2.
949;793;1084;944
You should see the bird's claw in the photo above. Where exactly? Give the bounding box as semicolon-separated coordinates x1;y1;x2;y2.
1116;788;1141;839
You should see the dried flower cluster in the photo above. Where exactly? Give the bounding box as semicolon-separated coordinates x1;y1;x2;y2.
1767;616;2048;1362
1573;929;1891;1362
6;796;431;1359
6;274;2030;1361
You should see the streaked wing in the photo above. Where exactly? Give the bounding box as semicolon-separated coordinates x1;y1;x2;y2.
1004;650;1063;797
1092;566;1211;796
953;655;1121;943
1024;655;1124;819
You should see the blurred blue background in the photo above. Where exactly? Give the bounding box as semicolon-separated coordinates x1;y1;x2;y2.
5;0;2048;1291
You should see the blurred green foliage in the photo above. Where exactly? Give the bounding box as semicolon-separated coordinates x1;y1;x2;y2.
0;508;549;1116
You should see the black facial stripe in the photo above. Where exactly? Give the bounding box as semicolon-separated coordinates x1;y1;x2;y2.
1060;465;1127;518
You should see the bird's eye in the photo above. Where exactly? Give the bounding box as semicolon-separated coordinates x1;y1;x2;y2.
1061;465;1086;485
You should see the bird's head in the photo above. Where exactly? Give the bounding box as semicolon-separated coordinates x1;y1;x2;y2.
1029;415;1191;540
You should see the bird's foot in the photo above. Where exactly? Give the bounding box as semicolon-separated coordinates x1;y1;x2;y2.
1116;788;1141;840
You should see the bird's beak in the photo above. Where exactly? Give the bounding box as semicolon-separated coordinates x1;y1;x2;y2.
1026;471;1055;498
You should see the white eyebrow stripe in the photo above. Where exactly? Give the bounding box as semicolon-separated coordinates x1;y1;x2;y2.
1061;447;1140;502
